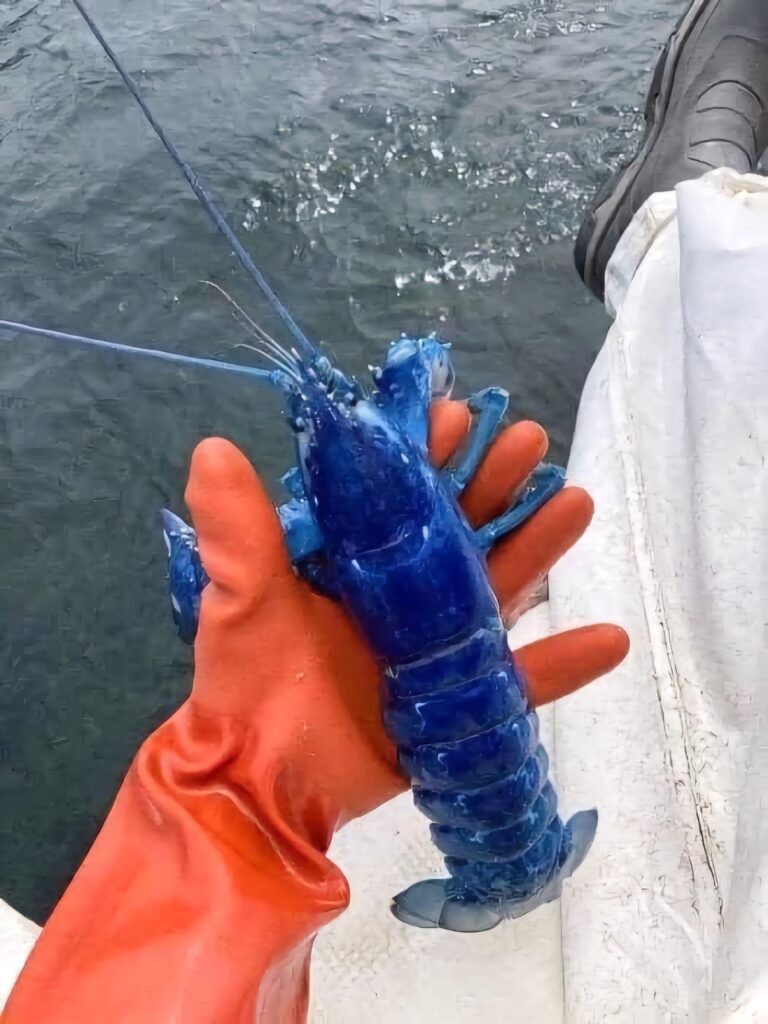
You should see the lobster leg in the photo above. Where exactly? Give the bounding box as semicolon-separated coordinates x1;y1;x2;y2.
442;387;509;497
473;463;566;551
277;498;325;562
436;383;567;544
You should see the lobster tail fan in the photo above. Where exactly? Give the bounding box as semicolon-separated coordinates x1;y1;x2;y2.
390;878;446;929
390;880;504;933
390;809;598;933
562;808;598;877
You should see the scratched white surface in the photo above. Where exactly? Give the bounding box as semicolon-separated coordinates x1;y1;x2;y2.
2;170;768;1021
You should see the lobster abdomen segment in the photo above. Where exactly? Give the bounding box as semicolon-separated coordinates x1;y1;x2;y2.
445;816;569;901
383;663;526;746
399;706;540;790
413;745;550;830
430;782;558;862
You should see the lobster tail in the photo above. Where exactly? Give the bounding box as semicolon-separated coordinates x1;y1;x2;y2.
387;616;597;931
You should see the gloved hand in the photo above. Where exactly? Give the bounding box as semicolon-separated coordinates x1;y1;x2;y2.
3;402;628;1024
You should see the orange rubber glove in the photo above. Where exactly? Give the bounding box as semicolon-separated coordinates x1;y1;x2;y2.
3;403;628;1024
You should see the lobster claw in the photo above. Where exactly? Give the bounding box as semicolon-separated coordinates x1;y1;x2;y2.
160;509;208;645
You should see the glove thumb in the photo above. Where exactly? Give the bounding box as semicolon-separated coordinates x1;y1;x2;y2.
185;437;292;602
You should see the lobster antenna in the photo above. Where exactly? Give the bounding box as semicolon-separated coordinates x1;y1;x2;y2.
235;342;300;382
0;318;289;387
200;280;300;370
69;0;316;360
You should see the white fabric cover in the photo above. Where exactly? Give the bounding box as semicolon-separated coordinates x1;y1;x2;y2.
2;168;767;1021
0;897;39;1011
554;168;768;1023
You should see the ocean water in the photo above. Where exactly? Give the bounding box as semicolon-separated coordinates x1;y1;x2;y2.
0;0;685;921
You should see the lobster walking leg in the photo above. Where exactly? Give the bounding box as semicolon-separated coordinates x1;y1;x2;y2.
442;387;509;496
436;384;568;549
473;464;567;550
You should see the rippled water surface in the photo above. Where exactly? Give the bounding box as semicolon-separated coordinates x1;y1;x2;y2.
1;0;685;920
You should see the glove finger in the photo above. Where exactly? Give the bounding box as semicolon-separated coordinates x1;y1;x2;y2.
428;399;471;468
516;624;630;707
185;436;292;596
488;487;594;614
460;421;548;528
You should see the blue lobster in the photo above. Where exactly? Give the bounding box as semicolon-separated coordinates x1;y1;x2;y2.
161;332;597;932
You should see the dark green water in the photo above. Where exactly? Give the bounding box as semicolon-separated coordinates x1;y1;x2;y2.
0;0;683;921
